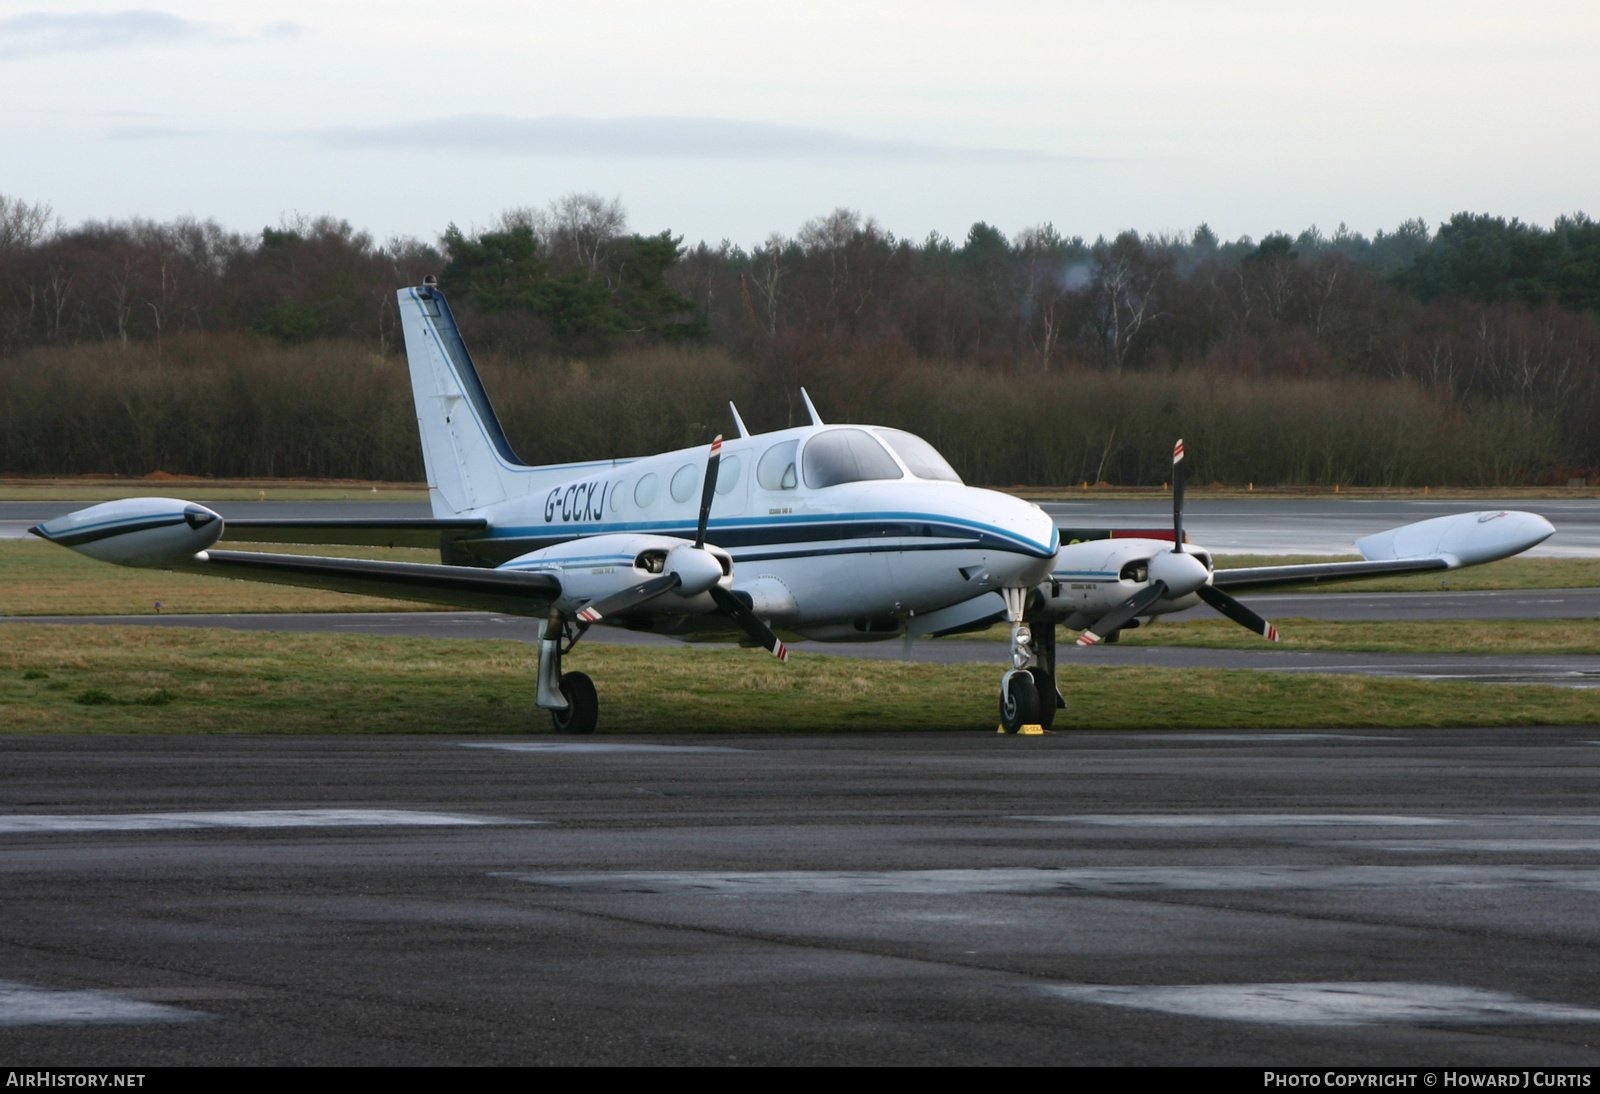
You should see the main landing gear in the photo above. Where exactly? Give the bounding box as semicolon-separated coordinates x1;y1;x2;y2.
536;610;597;735
998;587;1064;735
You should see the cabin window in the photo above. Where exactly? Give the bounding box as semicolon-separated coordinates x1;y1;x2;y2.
872;429;963;483
633;473;658;508
802;428;904;489
670;463;700;503
757;440;799;490
716;454;742;495
609;479;624;512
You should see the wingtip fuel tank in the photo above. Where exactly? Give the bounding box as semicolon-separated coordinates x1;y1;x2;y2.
31;498;224;567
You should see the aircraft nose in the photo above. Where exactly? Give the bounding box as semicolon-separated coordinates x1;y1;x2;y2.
990;495;1058;585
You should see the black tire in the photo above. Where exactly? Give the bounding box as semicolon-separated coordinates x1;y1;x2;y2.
999;673;1040;734
550;671;598;735
1028;666;1058;731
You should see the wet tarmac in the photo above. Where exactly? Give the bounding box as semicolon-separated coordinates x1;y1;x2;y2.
6;729;1600;1064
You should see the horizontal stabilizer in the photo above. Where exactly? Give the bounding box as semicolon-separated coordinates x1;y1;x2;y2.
179;550;560;616
221;518;488;549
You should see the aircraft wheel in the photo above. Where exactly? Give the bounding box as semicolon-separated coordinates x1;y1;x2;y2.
1028;667;1057;731
551;671;598;735
999;673;1039;734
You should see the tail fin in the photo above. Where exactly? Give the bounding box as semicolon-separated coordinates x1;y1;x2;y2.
398;283;533;516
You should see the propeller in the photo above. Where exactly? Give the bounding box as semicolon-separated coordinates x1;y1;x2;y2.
709;584;789;661
1077;582;1168;646
1171;437;1185;550
1196;584;1279;642
575;435;790;661
1077;438;1280;645
576;572;681;623
695;435;721;549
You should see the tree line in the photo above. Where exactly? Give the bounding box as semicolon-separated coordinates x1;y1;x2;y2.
0;192;1596;482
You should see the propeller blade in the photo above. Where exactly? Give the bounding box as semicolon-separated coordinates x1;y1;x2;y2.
709;584;789;661
1196;583;1280;642
1171;437;1186;552
1077;580;1168;646
575;572;681;623
694;435;723;550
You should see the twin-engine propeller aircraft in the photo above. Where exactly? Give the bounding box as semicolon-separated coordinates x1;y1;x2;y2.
32;279;1556;734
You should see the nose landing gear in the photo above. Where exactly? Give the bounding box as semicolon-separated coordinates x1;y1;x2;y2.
998;586;1060;734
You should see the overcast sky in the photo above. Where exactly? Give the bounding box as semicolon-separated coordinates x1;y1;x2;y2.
3;1;1596;248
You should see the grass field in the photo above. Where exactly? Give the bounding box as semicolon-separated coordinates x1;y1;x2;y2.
958;617;1600;654
2;624;1596;734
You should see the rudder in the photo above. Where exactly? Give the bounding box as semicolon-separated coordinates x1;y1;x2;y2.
398;283;534;516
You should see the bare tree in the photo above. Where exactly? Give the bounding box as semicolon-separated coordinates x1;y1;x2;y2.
796;208;886;336
0;195;58;252
1087;232;1170;371
744;234;787;340
545;193;627;276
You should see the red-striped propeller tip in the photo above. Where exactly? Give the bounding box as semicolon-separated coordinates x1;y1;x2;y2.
710;435;723;455
1173;439;1185;462
1265;624;1279;642
577;606;601;622
773;641;789;661
1076;632;1100;647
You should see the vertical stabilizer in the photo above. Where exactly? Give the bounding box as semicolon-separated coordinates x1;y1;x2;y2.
398;284;533;516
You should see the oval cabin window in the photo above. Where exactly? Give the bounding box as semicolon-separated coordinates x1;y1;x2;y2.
716;454;742;495
757;440;799;491
633;473;659;508
670;463;700;503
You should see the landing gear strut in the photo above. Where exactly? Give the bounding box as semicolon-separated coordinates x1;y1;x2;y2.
999;587;1041;734
536;610;597;734
1030;620;1062;730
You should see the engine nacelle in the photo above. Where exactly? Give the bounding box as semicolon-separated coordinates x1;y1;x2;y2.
499;533;733;615
1357;510;1555;567
1036;536;1212;622
30;498;224;567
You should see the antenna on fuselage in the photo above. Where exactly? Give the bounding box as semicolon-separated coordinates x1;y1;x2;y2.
728;401;751;439
800;388;823;425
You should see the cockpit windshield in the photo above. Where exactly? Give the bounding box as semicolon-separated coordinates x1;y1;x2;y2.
872;429;963;483
801;428;904;489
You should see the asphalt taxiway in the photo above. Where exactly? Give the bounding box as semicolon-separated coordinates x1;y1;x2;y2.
6;730;1600;1064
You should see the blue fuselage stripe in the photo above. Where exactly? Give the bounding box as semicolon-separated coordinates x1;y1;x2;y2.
472;512;1054;561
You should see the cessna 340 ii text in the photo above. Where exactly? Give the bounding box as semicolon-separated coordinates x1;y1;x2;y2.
33;279;1557;733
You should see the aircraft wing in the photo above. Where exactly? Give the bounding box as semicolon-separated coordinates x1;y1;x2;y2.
177;549;560;616
1210;510;1553;593
1210;557;1450;593
219;518;488;549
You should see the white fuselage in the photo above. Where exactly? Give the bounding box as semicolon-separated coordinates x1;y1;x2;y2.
458;424;1060;637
